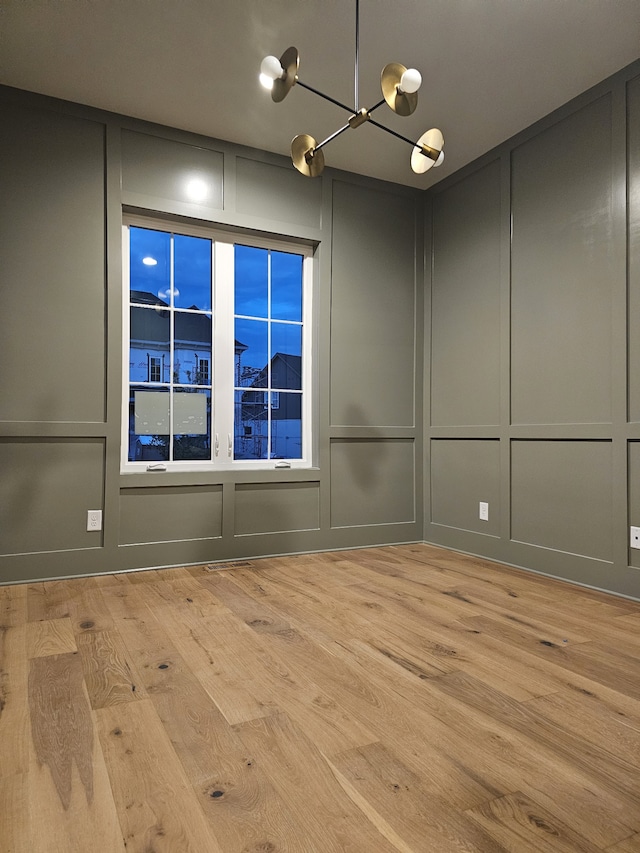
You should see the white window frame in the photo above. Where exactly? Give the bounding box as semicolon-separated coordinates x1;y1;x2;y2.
122;215;314;473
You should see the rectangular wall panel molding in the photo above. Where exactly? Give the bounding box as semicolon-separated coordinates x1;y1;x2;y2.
0;438;105;557
627;75;640;423
510;96;614;427
431;439;500;536
119;486;223;545
236;157;322;229
330;181;417;428
234;482;320;536
511;440;613;562
0;104;106;424
331;439;415;528
431;160;502;427
121;129;224;215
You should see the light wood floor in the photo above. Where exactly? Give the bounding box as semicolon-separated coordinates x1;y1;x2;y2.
2;544;640;852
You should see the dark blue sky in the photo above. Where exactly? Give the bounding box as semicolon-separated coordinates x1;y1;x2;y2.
129;227;303;375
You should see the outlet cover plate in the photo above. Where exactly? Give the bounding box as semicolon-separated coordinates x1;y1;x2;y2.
630;526;640;549
87;509;102;532
479;501;489;522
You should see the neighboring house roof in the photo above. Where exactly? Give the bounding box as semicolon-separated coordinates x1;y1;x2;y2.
129;292;247;353
130;290;168;307
249;353;302;390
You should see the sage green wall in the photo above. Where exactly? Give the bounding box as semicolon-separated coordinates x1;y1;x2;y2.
0;86;423;584
425;61;640;600
3;59;640;599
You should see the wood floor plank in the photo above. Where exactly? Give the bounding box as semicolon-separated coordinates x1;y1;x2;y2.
196;571;293;635
144;586;281;725
141;575;371;753
523;689;640;765
607;835;640;851
26;579;82;623
242;605;505;810
148;567;224;620
465;791;603;852
234;711;398;852
101;579;326;851
99;579;180;666
0;774;28;853
95;699;224;853
454;579;640;654
1;583;27;627
27;652;125;852
464;613;640;700
263;566;454;689
147;650;321;852
105;572;373;832
302;578;554;700
76;628;147;709
235;574;458;679
28;654;96;811
394;543;640;614
168;580;378;754
328;742;506;853
0;587;28;779
26;617;77;659
429;670;640;822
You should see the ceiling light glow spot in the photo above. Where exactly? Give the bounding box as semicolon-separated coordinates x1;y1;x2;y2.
185;178;208;202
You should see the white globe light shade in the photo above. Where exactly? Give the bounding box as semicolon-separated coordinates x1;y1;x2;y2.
260;55;284;81
399;68;422;94
259;73;275;90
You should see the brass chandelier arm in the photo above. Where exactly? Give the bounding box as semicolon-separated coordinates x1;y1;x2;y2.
367;98;387;116
314;122;352;152
301;97;419;163
368;118;440;160
295;80;355;114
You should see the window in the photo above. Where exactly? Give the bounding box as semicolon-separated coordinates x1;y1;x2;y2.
122;218;313;471
149;356;162;383
196;357;209;385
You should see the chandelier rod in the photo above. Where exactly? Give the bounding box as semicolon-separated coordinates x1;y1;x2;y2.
368;118;442;161
368;118;419;149
315;123;352;153
296;80;354;114
355;0;360;111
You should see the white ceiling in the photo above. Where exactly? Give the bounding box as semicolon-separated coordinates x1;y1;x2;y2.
1;0;639;188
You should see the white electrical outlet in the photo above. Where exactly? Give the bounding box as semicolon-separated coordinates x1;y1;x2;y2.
630;526;640;549
479;501;489;522
87;510;102;532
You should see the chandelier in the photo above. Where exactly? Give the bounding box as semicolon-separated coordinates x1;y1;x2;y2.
259;0;445;178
